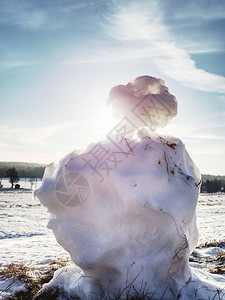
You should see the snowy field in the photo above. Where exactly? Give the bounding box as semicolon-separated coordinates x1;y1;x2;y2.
0;179;225;298
197;193;225;244
0;184;224;266
0;179;70;267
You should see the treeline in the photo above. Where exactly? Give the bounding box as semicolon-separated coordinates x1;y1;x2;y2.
201;175;225;193
0;162;47;179
0;162;224;192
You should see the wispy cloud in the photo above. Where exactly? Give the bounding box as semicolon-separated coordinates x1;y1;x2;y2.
186;48;223;55
0;61;35;71
170;0;225;21
103;1;225;93
184;133;225;142
0;123;78;147
190;147;225;156
159;123;225;142
0;0;87;30
0;0;48;29
0;51;36;71
60;3;87;13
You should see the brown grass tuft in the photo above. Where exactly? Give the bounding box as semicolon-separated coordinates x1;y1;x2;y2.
0;258;70;299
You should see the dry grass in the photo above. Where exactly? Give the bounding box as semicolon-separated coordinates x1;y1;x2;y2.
0;261;168;300
208;250;225;275
197;240;225;249
208;265;225;275
190;243;225;276
216;250;225;262
1;257;224;299
0;262;38;300
0;258;70;300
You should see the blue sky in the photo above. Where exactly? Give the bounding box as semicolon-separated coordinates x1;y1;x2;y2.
0;0;225;175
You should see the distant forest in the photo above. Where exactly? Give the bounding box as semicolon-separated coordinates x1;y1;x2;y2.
201;175;225;193
0;162;224;192
0;162;46;179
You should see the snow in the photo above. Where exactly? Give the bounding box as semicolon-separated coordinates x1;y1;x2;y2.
1;192;223;267
199;247;225;258
0;178;41;190
0;277;27;299
178;268;225;300
108;76;177;130
197;194;225;243
0;189;225;298
35;133;202;298
1;76;225;298
39;265;88;299
0;190;69;267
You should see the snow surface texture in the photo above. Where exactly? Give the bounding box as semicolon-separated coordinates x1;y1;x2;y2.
35;76;224;299
0;192;224;267
108;75;177;131
0;189;69;268
1;194;225;299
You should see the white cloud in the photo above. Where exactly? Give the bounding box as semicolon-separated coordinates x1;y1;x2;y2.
60;3;87;13
0;0;88;30
185;134;225;142
0;0;48;29
104;1;225;93
172;1;225;21
189;147;225;156
0;61;35;71
0;123;78;147
158;122;225;144
105;2;167;41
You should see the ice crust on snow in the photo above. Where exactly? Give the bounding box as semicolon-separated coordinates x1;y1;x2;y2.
35;76;224;299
